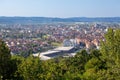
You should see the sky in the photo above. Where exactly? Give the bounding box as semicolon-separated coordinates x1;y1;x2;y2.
0;0;120;18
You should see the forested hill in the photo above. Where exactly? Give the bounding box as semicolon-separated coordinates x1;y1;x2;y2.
0;17;120;24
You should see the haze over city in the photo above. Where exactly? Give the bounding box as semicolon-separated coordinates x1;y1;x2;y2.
0;0;120;17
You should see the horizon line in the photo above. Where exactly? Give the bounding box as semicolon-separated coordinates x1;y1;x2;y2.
0;16;120;18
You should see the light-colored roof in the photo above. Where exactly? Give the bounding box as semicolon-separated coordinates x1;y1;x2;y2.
33;53;39;57
40;47;73;55
40;50;60;55
40;56;51;60
54;47;73;51
33;47;74;60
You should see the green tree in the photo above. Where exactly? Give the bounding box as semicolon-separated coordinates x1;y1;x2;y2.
11;55;25;80
66;50;90;76
0;39;12;79
100;28;120;67
17;56;43;80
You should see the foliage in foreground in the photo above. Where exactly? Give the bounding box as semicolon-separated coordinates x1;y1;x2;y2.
0;28;120;80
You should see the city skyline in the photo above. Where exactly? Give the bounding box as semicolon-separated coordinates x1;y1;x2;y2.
0;0;120;18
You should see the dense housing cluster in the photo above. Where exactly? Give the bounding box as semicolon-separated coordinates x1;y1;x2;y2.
0;22;120;57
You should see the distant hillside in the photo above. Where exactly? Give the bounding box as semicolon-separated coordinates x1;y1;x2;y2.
0;17;120;24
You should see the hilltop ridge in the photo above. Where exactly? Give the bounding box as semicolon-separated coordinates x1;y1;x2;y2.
0;17;120;24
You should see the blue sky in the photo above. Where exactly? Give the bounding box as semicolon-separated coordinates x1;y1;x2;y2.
0;0;120;17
